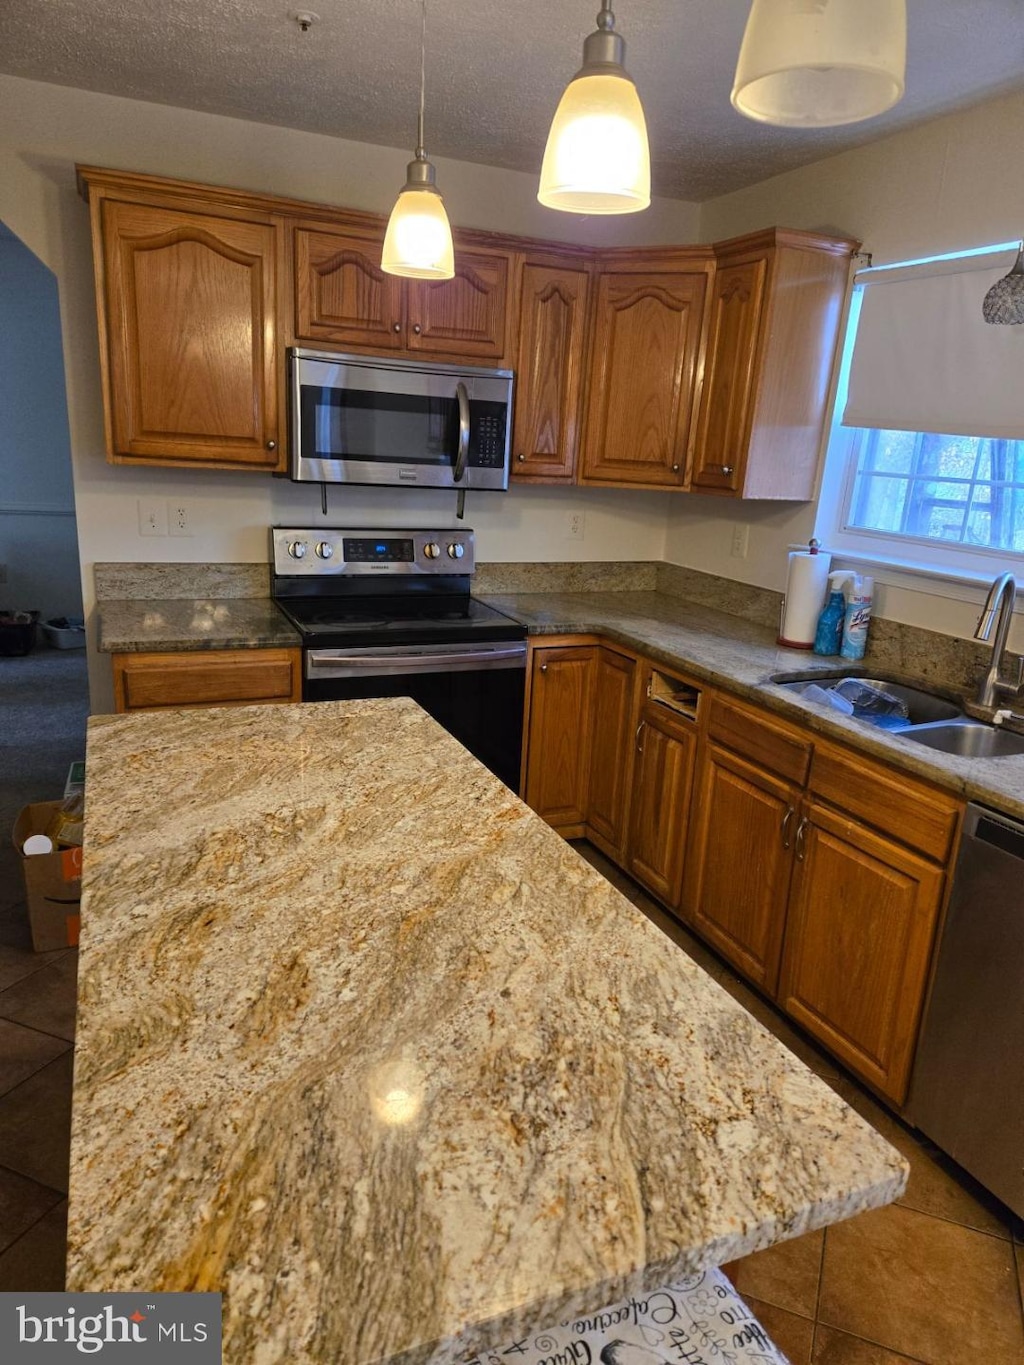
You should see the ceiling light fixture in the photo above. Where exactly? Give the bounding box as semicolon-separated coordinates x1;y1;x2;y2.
982;244;1024;325
381;0;454;280
538;2;650;215
732;0;907;128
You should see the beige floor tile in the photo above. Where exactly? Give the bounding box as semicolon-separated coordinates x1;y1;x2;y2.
819;1203;1024;1365
743;1295;815;1364
812;1324;924;1364
832;1078;1013;1241
0;1017;70;1099
0;1198;67;1291
729;1228;824;1319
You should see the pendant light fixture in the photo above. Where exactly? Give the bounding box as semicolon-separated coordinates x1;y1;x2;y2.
381;0;454;280
982;244;1024;325
732;0;907;128
538;2;650;215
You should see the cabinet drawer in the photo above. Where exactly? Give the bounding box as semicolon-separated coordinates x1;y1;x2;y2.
113;649;302;712
707;693;812;785
808;740;960;864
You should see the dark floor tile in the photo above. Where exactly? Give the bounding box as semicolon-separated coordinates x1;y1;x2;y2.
0;1052;74;1192
729;1228;824;1318
0;1165;64;1256
743;1296;815;1364
819;1203;1023;1365
0;936;65;992
0;1017;70;1098
812;1325;924;1363
0;1198;68;1290
0;951;78;1041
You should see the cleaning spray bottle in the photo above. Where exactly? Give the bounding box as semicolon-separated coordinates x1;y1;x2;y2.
840;574;875;661
813;572;854;656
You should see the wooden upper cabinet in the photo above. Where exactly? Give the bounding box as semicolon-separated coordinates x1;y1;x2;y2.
406;247;512;361
92;196;282;470
293;225;404;350
691;229;858;500
511;257;591;482
580;264;709;487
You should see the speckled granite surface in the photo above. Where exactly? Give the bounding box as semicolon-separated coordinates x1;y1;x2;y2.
98;598;300;653
480;590;1024;821
95;562;270;600
68;699;907;1365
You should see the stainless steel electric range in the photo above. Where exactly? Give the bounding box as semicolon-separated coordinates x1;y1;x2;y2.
271;527;527;790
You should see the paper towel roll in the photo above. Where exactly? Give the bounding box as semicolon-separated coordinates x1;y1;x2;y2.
779;549;832;648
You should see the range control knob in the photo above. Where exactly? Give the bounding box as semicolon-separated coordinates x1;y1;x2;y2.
423;541;441;560
447;542;466;560
315;541;334;559
287;540;308;560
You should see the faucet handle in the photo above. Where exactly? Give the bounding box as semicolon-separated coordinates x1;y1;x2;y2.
996;655;1024;699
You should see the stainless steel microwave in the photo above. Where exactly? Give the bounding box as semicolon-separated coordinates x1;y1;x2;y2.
289;349;513;490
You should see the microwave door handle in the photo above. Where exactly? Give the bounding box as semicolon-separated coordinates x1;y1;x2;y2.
453;381;470;483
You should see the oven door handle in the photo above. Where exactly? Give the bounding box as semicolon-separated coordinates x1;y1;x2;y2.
307;645;526;673
453;381;470;484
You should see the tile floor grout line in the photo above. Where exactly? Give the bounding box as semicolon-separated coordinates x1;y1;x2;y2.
0;1184;65;1259
0;1012;75;1047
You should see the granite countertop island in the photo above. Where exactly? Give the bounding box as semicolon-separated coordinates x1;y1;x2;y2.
68;697;906;1365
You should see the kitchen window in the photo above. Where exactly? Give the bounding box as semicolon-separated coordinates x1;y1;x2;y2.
816;243;1024;583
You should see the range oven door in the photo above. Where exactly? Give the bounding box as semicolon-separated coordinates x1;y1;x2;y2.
290;349;512;490
304;642;526;792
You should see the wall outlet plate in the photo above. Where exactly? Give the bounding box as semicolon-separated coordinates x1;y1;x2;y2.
169;503;192;537
730;524;750;559
566;511;586;541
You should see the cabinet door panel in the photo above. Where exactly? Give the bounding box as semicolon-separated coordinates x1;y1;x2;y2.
406;249;510;360
101;201;280;466
778;801;945;1104
691;257;767;493
628;708;697;906
294;226;403;349
524;648;596;830
681;743;797;994
586;647;637;860
512;262;590;481
113;649;302;712
581;270;707;486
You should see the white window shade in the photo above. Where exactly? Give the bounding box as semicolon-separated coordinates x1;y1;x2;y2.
843;249;1024;439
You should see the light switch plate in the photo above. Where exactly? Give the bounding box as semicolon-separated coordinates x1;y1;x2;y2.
138;499;166;536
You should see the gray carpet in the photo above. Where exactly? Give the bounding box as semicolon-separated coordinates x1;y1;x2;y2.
0;649;90;939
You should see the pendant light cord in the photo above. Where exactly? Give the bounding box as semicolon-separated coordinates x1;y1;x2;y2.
416;0;427;160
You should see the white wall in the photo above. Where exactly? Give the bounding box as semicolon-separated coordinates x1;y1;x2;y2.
0;231;82;621
0;74;699;708
666;90;1024;650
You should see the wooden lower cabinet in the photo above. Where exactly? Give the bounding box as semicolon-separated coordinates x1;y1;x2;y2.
585;646;639;861
627;699;698;907
682;742;799;994
112;648;302;712
778;799;947;1105
522;644;597;833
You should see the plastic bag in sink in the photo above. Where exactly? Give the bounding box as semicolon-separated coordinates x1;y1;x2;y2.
798;682;855;714
832;677;910;718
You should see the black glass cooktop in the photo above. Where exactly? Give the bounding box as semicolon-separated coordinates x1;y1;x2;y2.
274;595;526;649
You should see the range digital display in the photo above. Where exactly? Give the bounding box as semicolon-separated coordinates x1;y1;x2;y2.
342;538;415;563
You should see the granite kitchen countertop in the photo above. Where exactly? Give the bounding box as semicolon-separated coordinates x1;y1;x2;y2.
97;596;300;652
480;588;1024;822
67;698;906;1365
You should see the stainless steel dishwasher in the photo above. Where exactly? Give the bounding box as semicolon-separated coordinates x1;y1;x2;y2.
906;802;1024;1217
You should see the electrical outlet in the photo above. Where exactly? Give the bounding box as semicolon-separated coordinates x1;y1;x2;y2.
566;510;586;541
730;523;749;559
168;502;192;537
138;499;166;537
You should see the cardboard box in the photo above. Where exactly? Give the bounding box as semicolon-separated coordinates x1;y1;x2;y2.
13;802;82;952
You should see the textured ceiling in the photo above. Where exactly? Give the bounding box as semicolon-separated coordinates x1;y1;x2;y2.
1;1;1023;200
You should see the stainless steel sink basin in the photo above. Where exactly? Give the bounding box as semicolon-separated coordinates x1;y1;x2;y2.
769;669;963;725
901;720;1024;758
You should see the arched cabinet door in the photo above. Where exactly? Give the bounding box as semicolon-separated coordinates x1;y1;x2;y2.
293;225;404;350
580;267;708;487
405;248;511;360
98;200;282;468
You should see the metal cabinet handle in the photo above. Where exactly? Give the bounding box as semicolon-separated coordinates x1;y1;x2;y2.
517;453;526;462
781;805;795;849
539;663;548;673
266;439;277;451
412;323;422;335
707;462;734;476
392;322;401;333
794;815;809;862
671;463;680;472
635;720;645;754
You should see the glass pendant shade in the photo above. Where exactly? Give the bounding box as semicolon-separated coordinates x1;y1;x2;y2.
982;246;1024;325
732;0;907;128
538;4;650;215
382;173;454;280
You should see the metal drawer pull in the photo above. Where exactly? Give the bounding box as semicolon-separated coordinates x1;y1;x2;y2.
781;805;795;849
708;462;734;476
539;663;548;673
635;721;645;753
794;815;809;862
